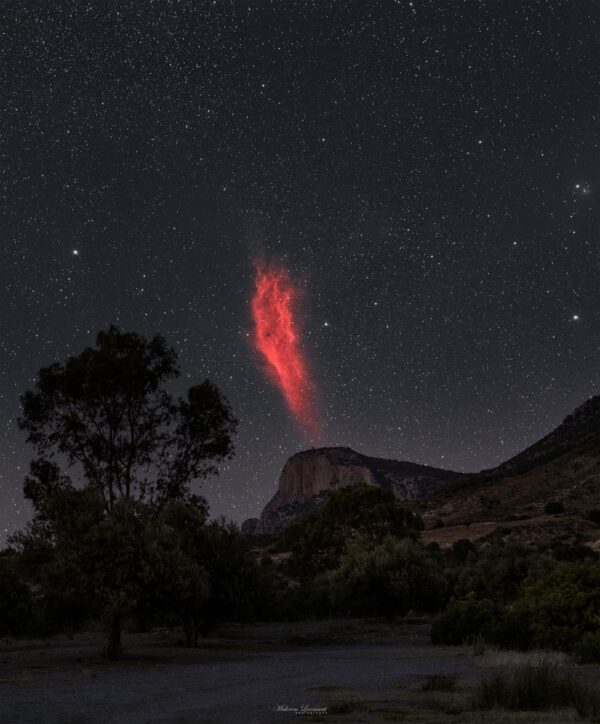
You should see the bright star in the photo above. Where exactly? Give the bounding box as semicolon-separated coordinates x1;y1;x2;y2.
72;249;80;256
575;183;591;195
572;314;580;321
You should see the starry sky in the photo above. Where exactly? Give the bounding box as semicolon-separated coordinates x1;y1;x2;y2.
2;1;600;540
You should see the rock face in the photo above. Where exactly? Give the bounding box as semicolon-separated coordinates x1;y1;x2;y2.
247;446;465;535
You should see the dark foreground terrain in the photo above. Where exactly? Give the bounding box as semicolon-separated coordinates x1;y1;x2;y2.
0;620;595;724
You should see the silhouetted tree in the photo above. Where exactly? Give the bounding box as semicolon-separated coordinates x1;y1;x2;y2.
19;326;237;509
15;327;238;656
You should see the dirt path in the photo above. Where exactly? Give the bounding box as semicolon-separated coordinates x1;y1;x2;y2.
0;622;475;723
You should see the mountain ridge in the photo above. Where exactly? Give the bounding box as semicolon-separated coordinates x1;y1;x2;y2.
243;395;600;538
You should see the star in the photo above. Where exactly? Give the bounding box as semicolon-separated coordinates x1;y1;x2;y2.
574;183;591;196
572;314;580;321
72;249;80;256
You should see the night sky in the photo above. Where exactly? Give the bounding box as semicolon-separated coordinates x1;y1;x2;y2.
2;1;600;540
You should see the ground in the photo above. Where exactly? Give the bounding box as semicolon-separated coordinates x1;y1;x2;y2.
0;620;595;723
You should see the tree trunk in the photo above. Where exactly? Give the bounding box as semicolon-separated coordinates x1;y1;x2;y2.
182;614;192;647
106;612;122;659
181;614;203;647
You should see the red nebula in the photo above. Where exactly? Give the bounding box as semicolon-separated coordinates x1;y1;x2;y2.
251;261;321;442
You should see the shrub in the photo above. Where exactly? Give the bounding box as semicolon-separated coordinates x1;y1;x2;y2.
509;559;600;652
454;543;534;605
451;539;476;562
575;631;600;664
588;509;600;526
0;564;35;636
284;485;424;576
327;536;447;618
485;609;532;651
544;501;564;515
431;595;496;645
551;542;597;562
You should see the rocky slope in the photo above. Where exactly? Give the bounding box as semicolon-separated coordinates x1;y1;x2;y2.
245;446;465;535
418;395;600;548
485;395;600;477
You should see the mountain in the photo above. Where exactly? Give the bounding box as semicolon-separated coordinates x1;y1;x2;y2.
419;395;600;548
486;395;600;477
243;395;600;542
244;446;466;535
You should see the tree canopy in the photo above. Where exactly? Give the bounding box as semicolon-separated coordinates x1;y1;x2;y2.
19;326;237;509
284;485;424;575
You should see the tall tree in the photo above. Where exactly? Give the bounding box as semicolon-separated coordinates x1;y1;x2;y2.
19;326;237;510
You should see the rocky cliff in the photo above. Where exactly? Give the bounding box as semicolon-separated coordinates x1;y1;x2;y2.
248;446;465;534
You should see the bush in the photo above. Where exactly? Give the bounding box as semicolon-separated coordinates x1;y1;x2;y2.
37;589;91;635
326;536;447;618
485;609;532;651
575;631;600;664
508;559;600;652
551;542;597;562
588;509;600;526
431;595;496;645
454;543;534;605
451;539;476;562
0;564;35;636
284;485;424;577
544;501;564;515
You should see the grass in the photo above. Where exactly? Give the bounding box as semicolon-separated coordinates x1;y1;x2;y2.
473;647;568;669
474;660;600;718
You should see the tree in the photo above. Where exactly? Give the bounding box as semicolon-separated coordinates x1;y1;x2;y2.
147;503;269;644
326;536;447;618
0;559;35;637
19;326;237;509
284;485;424;576
454;543;534;605
14;327;238;655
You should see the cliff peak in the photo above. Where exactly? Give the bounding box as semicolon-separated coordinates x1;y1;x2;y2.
250;446;464;534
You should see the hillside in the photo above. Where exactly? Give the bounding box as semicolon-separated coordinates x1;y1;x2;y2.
486;395;600;477
419;398;600;548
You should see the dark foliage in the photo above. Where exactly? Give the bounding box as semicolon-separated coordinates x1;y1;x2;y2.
19;326;237;509
543;501;565;515
283;485;424;577
431;595;497;645
325;536;447;618
0;560;35;636
10;327;244;655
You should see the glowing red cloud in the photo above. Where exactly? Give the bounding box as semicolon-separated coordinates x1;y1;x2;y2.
251;261;321;442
